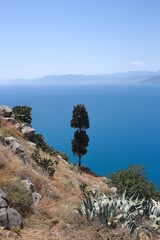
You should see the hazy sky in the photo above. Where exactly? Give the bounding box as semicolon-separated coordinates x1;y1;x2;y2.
0;0;160;78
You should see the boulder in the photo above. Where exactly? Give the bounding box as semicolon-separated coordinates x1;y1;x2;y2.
3;137;24;154
15;122;30;131
19;152;28;163
0;134;4;144
0;190;23;229
32;192;42;207
2;118;16;125
21;180;42;206
12;141;24;154
0;189;10;206
21;126;35;141
7;208;23;229
0;198;8;208
27;141;36;148
0;208;7;227
0;106;12;117
21;180;35;193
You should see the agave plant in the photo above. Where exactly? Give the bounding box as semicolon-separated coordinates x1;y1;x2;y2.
77;190;160;237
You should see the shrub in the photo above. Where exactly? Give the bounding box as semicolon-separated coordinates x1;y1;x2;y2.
0;179;33;216
35;134;58;156
12;106;32;124
109;165;160;200
35;134;70;163
31;149;55;177
79;182;88;193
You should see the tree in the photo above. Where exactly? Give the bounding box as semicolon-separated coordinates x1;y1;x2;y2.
70;104;90;167
12;106;32;124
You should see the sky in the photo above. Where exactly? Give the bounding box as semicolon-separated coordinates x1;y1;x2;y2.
0;0;160;79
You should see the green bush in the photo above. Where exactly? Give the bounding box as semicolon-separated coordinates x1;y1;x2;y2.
79;182;88;193
35;134;58;156
31;149;55;177
109;165;160;200
35;134;70;163
0;179;33;216
12;105;32;124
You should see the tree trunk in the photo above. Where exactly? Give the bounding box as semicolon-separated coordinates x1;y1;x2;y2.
78;155;81;168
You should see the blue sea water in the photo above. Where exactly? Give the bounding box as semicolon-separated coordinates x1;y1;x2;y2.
0;84;160;188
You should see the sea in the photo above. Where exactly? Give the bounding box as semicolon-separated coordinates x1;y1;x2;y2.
0;84;160;189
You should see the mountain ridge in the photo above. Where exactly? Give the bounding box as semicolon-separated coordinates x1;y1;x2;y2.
1;71;160;85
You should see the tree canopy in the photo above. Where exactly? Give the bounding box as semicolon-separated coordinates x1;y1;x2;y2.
12;105;32;124
70;104;89;130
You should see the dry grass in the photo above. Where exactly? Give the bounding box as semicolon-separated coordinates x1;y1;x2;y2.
0;121;22;139
0;122;144;240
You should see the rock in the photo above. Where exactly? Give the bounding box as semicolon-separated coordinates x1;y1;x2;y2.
15;123;22;130
32;192;42;207
0;198;8;208
0;189;10;206
2;118;16;124
27;141;36;148
19;152;28;163
0;134;4;143
0;106;12;117
0;190;23;229
21;180;35;193
11;141;24;154
3;137;24;154
7;208;23;229
21;180;42;206
0;208;7;227
21;126;35;141
111;187;118;193
15;122;30;131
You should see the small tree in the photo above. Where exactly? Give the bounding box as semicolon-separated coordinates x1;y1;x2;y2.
70;104;90;167
12;106;32;124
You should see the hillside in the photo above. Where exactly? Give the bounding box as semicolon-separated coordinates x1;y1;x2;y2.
0;105;160;240
0;106;124;240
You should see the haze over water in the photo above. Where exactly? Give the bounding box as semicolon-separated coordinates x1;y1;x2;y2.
0;84;160;188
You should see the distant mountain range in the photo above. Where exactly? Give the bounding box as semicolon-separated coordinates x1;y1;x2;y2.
141;74;160;84
1;71;160;85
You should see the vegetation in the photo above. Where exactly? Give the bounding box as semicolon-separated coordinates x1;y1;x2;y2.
70;104;90;167
31;149;56;177
70;104;90;130
77;191;160;238
35;134;58;156
0;118;2;127
72;130;89;167
12;105;32;124
109;165;160;200
59;152;70;163
79;182;88;193
35;134;70;162
0;179;32;216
